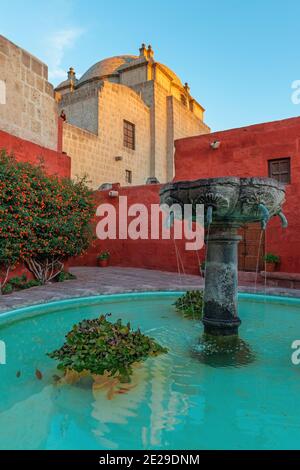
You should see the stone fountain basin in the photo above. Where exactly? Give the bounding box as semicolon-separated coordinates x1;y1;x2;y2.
159;177;286;225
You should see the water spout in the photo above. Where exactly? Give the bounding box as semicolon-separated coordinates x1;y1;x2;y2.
206;206;213;226
258;203;270;230
278;211;288;228
164;212;174;229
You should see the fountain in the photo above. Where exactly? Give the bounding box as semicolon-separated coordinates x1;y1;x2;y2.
160;177;287;338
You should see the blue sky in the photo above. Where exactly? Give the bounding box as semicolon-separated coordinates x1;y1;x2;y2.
1;0;300;131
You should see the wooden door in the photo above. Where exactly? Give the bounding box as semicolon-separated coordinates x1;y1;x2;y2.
238;223;265;271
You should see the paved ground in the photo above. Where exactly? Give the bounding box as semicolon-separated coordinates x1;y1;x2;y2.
0;267;300;314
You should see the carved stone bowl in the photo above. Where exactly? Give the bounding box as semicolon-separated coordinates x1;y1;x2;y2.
159;177;286;226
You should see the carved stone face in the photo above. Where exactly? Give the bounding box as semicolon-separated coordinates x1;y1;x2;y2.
159;177;286;227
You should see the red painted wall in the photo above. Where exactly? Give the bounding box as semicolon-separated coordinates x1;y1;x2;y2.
3;115;299;277
174;116;300;273
0;128;70;177
74;116;300;274
71;184;204;275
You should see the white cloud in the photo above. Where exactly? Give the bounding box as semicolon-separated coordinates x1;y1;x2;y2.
46;28;84;82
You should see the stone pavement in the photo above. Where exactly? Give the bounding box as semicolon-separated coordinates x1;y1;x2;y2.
0;267;300;314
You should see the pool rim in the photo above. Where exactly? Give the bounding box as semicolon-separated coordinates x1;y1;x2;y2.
1;290;300;328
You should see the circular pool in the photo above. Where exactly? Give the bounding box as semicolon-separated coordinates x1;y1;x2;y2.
0;291;300;450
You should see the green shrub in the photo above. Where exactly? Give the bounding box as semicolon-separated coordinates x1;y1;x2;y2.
1;274;42;294
25;279;42;288
174;290;204;319
9;274;27;288
55;271;77;282
48;314;168;383
2;283;13;295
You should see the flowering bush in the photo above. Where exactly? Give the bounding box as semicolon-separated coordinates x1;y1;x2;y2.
0;150;95;289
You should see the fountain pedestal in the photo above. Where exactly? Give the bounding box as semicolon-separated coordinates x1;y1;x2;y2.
203;226;241;337
160;177;287;339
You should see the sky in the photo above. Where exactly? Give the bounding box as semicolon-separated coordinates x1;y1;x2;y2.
1;0;300;131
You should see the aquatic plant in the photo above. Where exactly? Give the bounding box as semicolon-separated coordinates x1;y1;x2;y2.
48;314;168;385
174;290;204;319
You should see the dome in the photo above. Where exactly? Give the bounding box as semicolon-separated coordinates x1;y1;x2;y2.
77;55;138;85
156;62;183;87
56;51;186;93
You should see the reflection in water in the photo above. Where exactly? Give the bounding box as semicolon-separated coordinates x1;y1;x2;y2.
191;335;255;368
147;353;190;448
91;364;149;448
91;340;192;449
0;386;54;450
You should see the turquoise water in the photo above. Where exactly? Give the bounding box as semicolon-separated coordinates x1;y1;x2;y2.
0;292;300;450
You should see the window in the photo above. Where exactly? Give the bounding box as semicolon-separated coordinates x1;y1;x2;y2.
125;170;132;184
268;158;291;184
123;120;135;150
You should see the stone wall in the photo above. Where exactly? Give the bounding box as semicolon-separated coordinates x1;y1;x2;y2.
120;64;148;87
152;82;168;182
57;48;211;186
59;83;99;135
166;96;210;179
0;35;58;150
62;81;151;188
172;96;209;141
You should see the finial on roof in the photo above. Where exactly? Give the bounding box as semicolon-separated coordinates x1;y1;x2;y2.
68;67;76;79
139;43;147;58
67;67;77;92
147;44;154;59
184;82;190;93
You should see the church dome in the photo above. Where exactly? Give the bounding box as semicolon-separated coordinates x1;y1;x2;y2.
156;63;183;87
77;55;138;85
55;47;186;93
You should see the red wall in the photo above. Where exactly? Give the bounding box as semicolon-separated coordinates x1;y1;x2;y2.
74;116;300;274
0;128;70;177
3;115;299;277
71;184;204;275
174;116;300;273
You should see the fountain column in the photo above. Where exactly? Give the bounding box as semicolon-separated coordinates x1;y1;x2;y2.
203;225;242;337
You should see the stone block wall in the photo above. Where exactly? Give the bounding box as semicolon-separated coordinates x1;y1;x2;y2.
0;35;58;150
152;82;169;182
59;83;99;135
62;81;151;188
166;96;210;179
120;64;148;87
172;96;210;141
